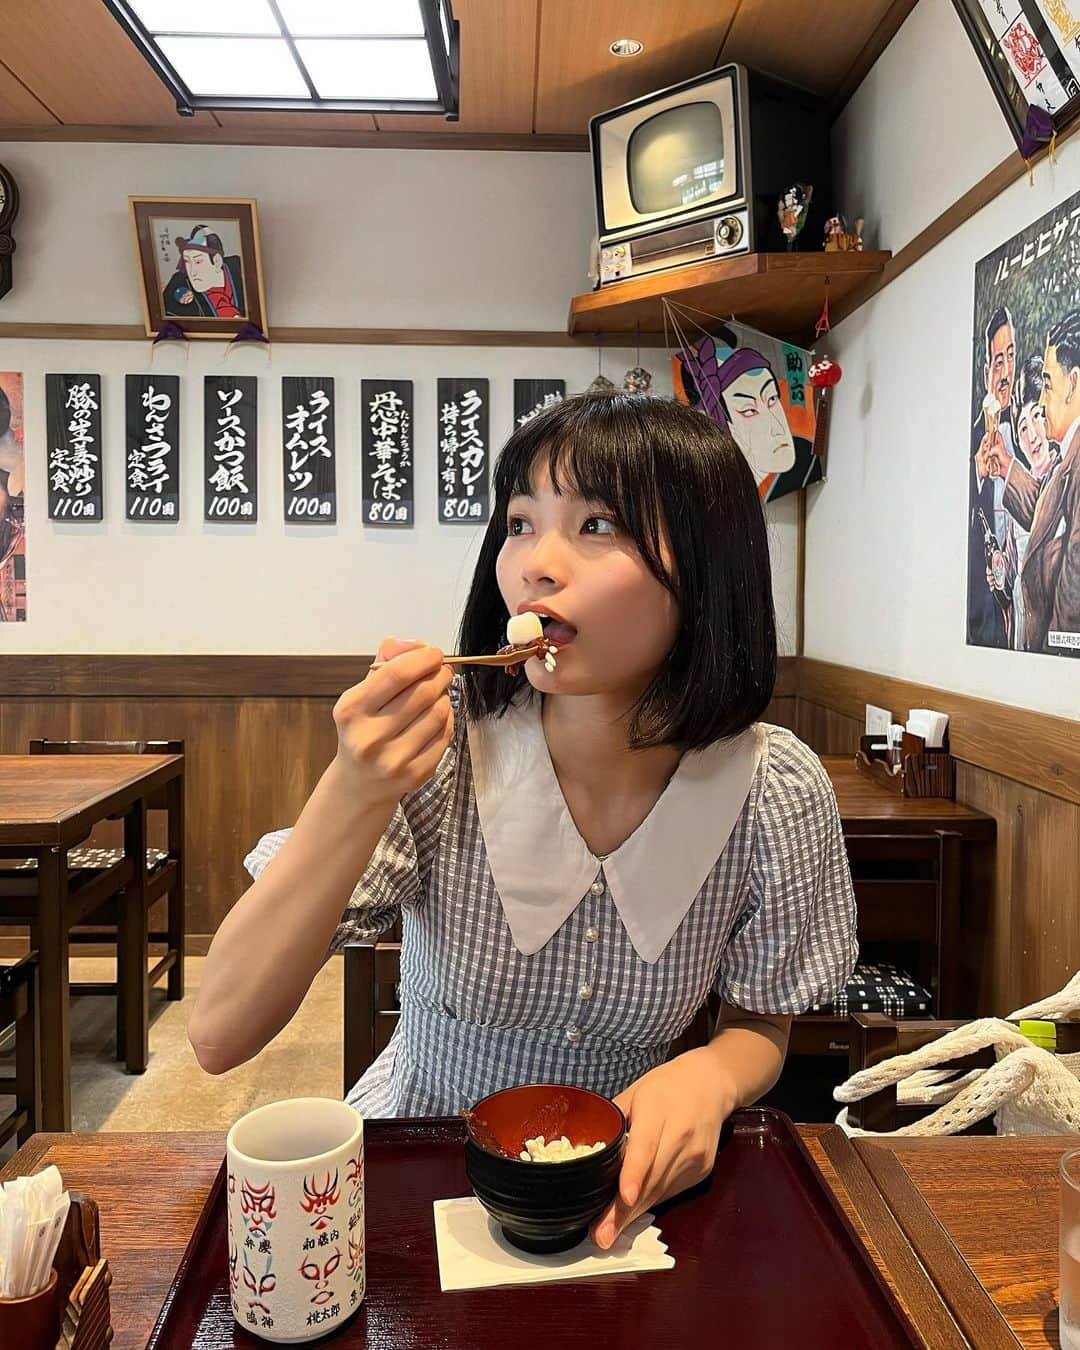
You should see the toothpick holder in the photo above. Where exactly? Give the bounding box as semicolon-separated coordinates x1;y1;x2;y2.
855;731;955;799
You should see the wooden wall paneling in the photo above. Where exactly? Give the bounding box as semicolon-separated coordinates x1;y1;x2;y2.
798;659;1080;806
0;0;219;127
0;694;339;941
956;762;1080;1014
764;695;798;733
795;694;1077;1016
795;697;862;756
4;657;1074;1020
376;0;539;135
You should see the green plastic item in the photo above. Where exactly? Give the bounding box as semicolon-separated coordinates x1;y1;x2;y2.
1018;1019;1056;1049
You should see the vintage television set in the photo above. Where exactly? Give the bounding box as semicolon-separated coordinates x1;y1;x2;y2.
590;64;832;286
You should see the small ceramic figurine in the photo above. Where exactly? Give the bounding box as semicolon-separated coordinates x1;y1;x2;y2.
778;183;813;250
823;214;865;252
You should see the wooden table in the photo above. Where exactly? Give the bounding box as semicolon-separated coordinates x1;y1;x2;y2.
822;755;996;841
856;1135;1072;1348
0;754;183;1130
2;1127;1067;1349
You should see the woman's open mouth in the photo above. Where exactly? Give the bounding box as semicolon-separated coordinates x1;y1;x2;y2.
538;616;577;647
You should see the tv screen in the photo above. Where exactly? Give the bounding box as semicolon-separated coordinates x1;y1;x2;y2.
628;102;727;215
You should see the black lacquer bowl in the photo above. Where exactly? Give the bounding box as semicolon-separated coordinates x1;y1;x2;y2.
463;1083;627;1254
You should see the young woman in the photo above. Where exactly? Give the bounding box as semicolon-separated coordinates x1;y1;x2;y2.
190;393;857;1249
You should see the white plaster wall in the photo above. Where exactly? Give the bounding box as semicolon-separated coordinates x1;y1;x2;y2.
814;0;1080;719
0;141;799;655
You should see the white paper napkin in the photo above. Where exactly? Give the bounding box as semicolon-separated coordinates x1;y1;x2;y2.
432;1196;675;1292
0;1165;71;1298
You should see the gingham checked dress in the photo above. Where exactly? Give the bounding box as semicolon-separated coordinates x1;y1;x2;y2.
244;678;857;1117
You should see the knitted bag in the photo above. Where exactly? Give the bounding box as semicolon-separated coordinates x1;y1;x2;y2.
833;970;1080;1137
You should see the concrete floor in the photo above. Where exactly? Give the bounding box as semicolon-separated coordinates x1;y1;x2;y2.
1;953;344;1162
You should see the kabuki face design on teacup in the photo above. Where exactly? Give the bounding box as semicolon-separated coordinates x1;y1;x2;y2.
299;1251;341;1307
301;1170;340;1231
240;1178;277;1240
226;1097;365;1342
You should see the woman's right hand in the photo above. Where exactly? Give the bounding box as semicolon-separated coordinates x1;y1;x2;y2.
331;637;454;807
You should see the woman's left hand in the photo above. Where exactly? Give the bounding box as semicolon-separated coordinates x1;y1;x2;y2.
590;1047;737;1249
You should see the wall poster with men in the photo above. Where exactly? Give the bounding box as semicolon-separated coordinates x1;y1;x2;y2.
968;185;1080;657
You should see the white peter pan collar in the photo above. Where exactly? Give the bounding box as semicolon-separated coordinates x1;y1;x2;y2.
466;691;763;964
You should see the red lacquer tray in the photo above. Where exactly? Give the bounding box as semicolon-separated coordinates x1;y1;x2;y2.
146;1108;922;1349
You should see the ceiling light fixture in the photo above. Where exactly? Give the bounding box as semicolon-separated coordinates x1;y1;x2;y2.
102;0;459;118
609;38;644;58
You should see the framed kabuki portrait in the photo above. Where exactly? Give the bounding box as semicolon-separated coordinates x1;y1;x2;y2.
951;0;1080;150
129;196;268;339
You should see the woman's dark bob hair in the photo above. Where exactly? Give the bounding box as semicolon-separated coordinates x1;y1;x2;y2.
456;391;776;752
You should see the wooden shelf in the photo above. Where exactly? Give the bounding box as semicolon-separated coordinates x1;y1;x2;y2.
568;250;892;344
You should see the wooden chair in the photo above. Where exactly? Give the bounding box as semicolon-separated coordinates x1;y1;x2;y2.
0;739;185;1072
845;1010;1080;1133
0;953;41;1147
787;830;963;1060
343;919;402;1095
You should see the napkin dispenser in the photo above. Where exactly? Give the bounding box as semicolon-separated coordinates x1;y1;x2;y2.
0;1193;112;1350
855;729;955;799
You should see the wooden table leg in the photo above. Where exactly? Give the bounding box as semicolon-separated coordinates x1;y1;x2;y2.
37;845;72;1131
166;769;185;1001
120;800;149;1075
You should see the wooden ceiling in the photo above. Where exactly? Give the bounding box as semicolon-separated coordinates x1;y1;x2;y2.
0;0;917;148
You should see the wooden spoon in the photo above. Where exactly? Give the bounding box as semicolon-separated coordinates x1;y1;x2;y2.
370;641;550;670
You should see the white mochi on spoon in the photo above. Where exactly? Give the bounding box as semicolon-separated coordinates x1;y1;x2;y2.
506;612;544;644
504;611;558;672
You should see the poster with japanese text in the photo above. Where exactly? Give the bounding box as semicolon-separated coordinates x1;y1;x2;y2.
47;374;102;521
125;374;180;522
205;376;257;522
438;378;489;524
361;380;413;527
514;379;565;428
282;377;336;523
0;372;26;622
967;185;1080;657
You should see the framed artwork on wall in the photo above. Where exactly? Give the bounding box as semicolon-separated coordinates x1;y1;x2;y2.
129;196;268;339
951;0;1080;151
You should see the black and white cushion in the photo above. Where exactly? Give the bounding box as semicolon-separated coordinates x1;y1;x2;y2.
809;961;933;1018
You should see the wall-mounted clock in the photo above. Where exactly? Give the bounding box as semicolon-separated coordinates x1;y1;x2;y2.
0;164;19;300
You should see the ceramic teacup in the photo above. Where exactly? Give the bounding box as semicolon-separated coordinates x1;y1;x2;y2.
226;1097;365;1344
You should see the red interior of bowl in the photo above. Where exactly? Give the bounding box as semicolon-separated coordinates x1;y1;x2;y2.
466;1084;624;1157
